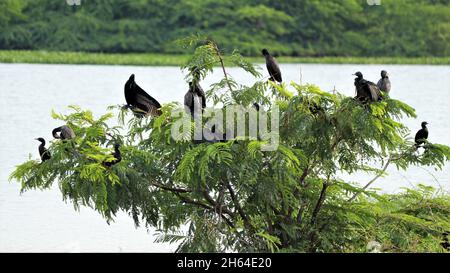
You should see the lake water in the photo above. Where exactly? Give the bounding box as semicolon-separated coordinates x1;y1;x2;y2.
0;63;449;252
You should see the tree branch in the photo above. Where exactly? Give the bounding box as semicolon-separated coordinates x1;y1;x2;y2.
174;192;211;211
292;159;317;221
202;190;235;217
305;137;341;222
149;180;235;228
346;146;416;203
175;192;235;229
347;158;391;202
212;42;233;92
296;200;307;224
224;178;252;229
310;181;329;225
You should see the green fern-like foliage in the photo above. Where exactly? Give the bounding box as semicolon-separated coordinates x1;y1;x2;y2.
9;39;450;253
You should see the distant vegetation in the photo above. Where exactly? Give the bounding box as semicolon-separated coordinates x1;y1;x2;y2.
0;0;449;57
1;50;448;66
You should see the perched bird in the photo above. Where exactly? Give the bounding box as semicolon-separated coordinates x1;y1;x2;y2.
262;49;282;83
377;70;391;93
124;74;162;117
353;72;382;102
415;121;429;147
35;138;51;162
52;125;75;140
253;103;260;111
102;143;122;167
184;81;206;116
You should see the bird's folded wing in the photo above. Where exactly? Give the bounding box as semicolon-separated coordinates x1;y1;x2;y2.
184;92;194;109
385;80;391;91
135;84;162;107
196;85;206;108
62;126;76;139
135;92;161;110
267;60;282;82
377;79;383;88
368;82;381;101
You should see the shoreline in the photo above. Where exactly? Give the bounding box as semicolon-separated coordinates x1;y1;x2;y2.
0;50;448;66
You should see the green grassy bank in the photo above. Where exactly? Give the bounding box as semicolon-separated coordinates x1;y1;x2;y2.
0;50;448;66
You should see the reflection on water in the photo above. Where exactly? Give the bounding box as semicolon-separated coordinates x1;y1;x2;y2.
0;63;449;252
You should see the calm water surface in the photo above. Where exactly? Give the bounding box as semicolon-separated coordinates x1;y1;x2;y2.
0;63;449;252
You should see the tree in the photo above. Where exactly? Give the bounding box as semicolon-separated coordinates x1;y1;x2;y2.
10;38;450;252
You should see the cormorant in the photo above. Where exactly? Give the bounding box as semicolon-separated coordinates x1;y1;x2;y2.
52;125;75;140
353;72;382;102
102;143;122;167
184;81;206;116
262;49;282;83
377;70;391;93
124;74;162;117
35;138;51;162
414;121;429;147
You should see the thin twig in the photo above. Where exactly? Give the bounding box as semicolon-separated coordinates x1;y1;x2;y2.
202;190;235;217
176;192;235;229
347;158;392;202
224;178;251;229
299;66;303;85
212;42;234;92
347;145;419;203
310;180;329;225
148;181;236;227
175;193;211;211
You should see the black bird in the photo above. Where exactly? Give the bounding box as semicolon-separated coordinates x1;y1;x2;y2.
124;74;162;117
377;70;391;93
52;125;75;140
184;81;206;116
262;49;282;83
415;121;429;147
253;103;260;111
102;143;122;167
353;72;382;102
35;138;51;162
